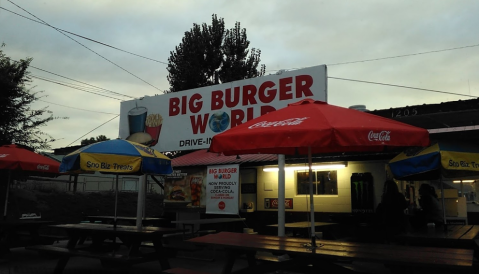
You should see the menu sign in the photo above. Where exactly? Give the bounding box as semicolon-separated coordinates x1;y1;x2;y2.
206;164;240;214
164;168;206;206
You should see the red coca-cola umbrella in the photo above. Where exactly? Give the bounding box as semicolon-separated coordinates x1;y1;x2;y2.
0;144;61;220
209;99;429;247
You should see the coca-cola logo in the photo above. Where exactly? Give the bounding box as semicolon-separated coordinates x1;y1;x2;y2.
37;164;50;171
248;117;309;129
0;154;9;158
368;131;391;142
218;201;226;210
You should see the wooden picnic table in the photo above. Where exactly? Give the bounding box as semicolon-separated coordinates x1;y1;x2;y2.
188;231;476;274
394;224;479;248
0;220;54;255
267;221;338;237
26;223;183;273
85;215;166;226
171;218;245;238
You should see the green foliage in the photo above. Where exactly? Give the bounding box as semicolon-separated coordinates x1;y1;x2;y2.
0;44;66;151
80;135;110;146
220;22;265;83
166;14;266;93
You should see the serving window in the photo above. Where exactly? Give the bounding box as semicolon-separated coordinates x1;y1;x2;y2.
296;170;338;195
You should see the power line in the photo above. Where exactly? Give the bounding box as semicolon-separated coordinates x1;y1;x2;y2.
31;74;132;99
32;75;124;101
8;57;136;100
66;115;120;147
7;0;162;92
37;99;119;115
328;76;478;98
7;58;137;100
0;6;168;65
265;43;479;73
6;1;479;101
327;44;479;66
6;2;478;71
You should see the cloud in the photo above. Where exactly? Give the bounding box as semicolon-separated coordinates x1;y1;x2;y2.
2;0;478;150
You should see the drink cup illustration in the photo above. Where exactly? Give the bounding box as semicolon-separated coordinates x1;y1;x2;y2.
128;107;148;135
189;176;202;207
145;114;163;146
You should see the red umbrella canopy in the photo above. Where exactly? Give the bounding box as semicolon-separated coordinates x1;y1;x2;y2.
0;144;60;174
209;99;430;156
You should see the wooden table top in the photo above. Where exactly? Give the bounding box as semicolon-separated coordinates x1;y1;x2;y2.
399;224;479;240
394;224;479;248
188;232;474;270
171;218;245;225
50;223;181;235
0;220;54;228
267;221;338;228
86;216;165;221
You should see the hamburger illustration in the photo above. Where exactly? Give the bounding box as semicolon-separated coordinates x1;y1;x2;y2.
169;186;186;201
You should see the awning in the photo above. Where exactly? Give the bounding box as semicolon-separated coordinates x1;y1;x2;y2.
171;149;278;167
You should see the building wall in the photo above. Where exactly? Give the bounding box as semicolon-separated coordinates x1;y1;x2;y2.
255;160;388;213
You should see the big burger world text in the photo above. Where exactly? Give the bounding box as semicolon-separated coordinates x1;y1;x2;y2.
208;167;237;200
169;75;315;134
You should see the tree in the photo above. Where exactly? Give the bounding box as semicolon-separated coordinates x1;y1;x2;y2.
81;135;110;146
220;22;265;83
166;14;266;93
0;44;65;151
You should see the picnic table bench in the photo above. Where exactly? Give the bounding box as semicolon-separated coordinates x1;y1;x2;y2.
267;221;338;237
26;223;183;273
171;218;245;238
0;220;56;254
84;215;166;226
26;245;154;265
188;231;478;274
162;268;214;274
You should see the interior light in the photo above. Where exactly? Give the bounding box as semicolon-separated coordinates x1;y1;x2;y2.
453;180;475;183
263;164;346;172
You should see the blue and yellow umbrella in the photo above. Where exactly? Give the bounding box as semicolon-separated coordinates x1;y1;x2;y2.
388;141;479;180
60;139;172;228
60;139;172;175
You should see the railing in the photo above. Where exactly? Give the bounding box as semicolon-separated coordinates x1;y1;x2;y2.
11;175;165;195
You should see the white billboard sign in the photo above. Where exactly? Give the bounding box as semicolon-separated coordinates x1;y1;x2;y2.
206;164;240;215
119;65;327;152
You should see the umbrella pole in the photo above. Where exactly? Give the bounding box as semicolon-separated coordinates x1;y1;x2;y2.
440;177;447;231
308;146;316;247
114;174;119;229
278;154;286;237
3;170;12;220
136;175;146;230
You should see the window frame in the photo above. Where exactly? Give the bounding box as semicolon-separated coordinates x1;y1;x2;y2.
296;170;338;196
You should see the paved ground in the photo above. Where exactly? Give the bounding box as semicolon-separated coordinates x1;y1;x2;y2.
0;242;397;274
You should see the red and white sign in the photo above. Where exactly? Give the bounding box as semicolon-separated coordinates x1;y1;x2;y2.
205;164;240;215
119;65;327;152
265;198;293;209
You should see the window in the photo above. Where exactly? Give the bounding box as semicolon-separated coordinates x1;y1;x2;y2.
296;170;338;195
240;168;257;194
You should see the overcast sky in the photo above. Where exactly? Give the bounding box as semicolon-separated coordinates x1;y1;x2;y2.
1;0;478;151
